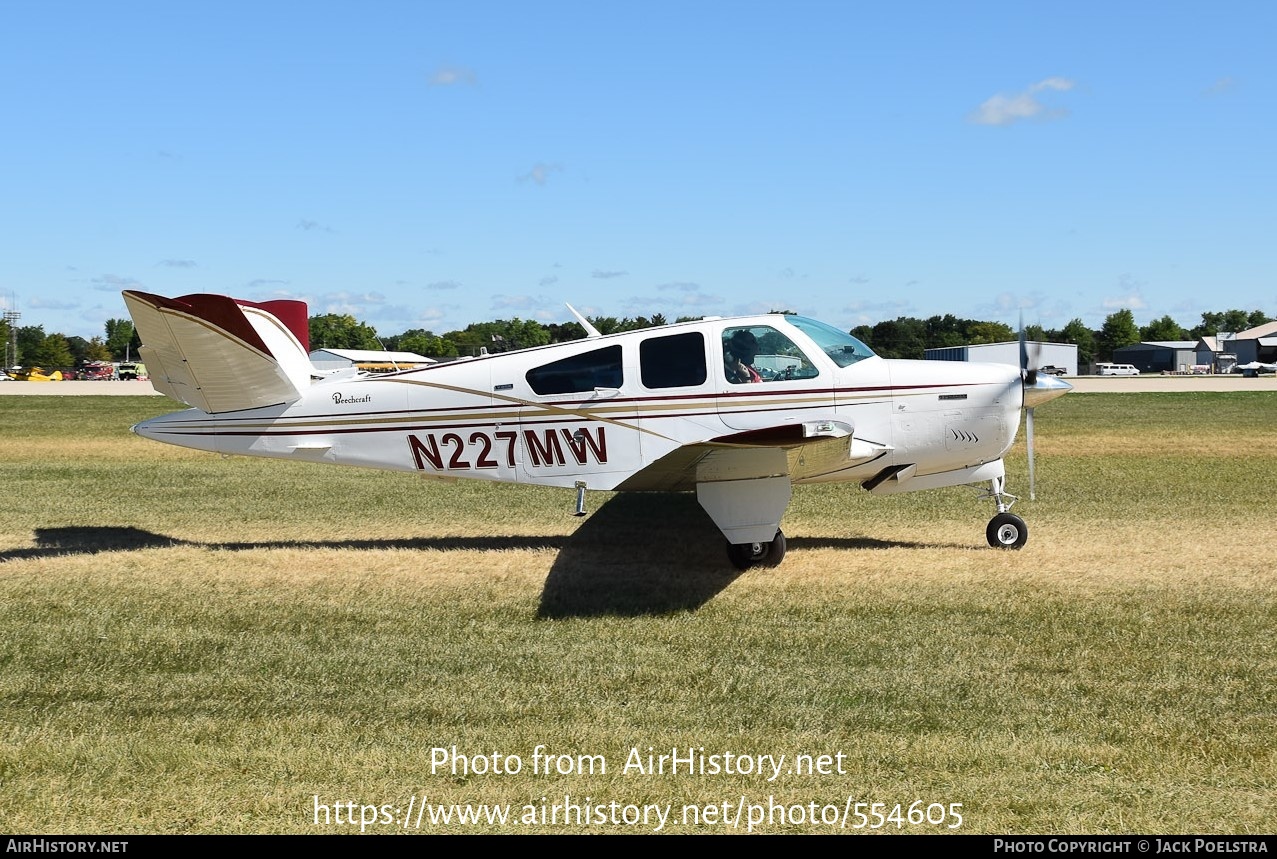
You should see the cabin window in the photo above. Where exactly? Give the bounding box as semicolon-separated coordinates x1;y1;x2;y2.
640;332;706;389
526;345;623;395
722;325;819;384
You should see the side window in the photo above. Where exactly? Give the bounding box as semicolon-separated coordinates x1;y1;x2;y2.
640;332;706;389
526;345;623;395
722;326;818;384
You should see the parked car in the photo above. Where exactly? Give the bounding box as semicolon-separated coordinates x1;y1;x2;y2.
1095;362;1139;376
1038;365;1068;376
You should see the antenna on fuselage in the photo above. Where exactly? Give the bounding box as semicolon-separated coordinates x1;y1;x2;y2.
566;304;602;339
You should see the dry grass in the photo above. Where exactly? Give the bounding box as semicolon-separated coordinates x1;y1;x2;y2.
1;393;1275;834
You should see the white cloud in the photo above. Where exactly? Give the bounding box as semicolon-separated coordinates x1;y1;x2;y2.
492;294;557;314
1102;293;1147;311
620;287;724;317
969;77;1077;126
993;292;1043;312
1101;275;1148;311
91;273;144;292
735;300;805;316
592;270;627;279
159;259;197;268
518;163;563;186
1203;77;1236;96
29;296;80;310
843;298;912;314
323;291;386;306
429;65;477;87
427;280;460;290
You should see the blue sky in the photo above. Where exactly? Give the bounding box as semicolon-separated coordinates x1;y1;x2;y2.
3;1;1274;341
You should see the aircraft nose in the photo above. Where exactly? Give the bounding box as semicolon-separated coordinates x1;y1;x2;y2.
1024;373;1072;409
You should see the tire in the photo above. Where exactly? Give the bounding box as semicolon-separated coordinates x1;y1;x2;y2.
726;529;787;570
986;512;1028;550
760;529;786;567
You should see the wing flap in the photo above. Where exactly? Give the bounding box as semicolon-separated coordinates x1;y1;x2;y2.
617;418;892;491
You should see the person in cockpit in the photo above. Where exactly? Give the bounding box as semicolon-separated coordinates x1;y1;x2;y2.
725;329;762;384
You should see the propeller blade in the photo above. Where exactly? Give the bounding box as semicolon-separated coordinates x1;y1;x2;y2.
1019;313;1038;387
1019;312;1029;375
1026;406;1036;501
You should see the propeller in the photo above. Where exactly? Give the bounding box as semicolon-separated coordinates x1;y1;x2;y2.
1017;314;1071;500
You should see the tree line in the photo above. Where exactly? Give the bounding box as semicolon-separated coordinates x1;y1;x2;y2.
3;307;1271;371
850;308;1272;366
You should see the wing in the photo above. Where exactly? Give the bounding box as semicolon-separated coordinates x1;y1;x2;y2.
615;418;892;492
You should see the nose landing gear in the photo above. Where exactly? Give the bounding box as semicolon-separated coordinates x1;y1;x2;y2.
980;474;1028;550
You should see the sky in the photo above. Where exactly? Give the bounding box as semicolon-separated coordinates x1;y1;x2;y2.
2;1;1274;342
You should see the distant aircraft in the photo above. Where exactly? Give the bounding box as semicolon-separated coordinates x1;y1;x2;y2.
122;291;1071;568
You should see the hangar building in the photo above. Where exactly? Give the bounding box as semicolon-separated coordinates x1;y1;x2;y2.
924;341;1079;376
1112;341;1197;374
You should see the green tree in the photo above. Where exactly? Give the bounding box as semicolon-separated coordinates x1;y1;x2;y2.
1097;309;1140;361
545;322;586;343
104;318;135;360
395;330;457;359
1140;315;1188;342
309;314;381;350
855;317;927;359
965;321;1016;345
923;314;968;349
443;318;550;356
83;337;113;362
1192;309;1272;338
16;326;46;366
28;332;74;368
1060;318;1095;369
65;336;91;365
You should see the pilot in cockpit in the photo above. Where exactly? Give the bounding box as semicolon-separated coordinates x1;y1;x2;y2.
724;329;762;384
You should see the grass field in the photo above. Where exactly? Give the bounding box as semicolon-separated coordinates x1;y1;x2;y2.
1;393;1275;834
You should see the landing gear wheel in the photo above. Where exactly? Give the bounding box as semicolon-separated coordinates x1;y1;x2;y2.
986;512;1028;549
726;529;787;570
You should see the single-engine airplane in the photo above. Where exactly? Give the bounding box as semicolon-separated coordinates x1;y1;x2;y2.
122;290;1071;569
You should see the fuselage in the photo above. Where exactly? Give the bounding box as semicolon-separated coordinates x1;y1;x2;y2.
133;314;1026;495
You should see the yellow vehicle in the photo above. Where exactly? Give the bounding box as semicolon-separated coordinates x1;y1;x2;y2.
11;367;63;382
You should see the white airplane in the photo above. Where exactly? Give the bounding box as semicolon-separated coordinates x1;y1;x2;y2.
122;290;1071;569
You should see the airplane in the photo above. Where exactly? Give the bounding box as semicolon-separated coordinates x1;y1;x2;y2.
121;290;1072;569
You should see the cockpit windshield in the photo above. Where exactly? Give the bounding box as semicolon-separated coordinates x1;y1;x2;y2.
786;316;876;367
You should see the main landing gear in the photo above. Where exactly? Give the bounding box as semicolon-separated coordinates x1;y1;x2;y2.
726;529;787;570
981;475;1028;550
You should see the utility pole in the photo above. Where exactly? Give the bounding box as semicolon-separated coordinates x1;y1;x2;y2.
3;306;19;369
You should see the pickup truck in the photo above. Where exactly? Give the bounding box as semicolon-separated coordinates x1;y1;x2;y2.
1037;365;1068;376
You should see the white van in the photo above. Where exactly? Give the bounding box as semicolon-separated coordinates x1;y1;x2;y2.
1095;362;1140;376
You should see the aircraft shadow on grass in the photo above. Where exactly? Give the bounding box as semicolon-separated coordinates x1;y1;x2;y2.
2;493;960;618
